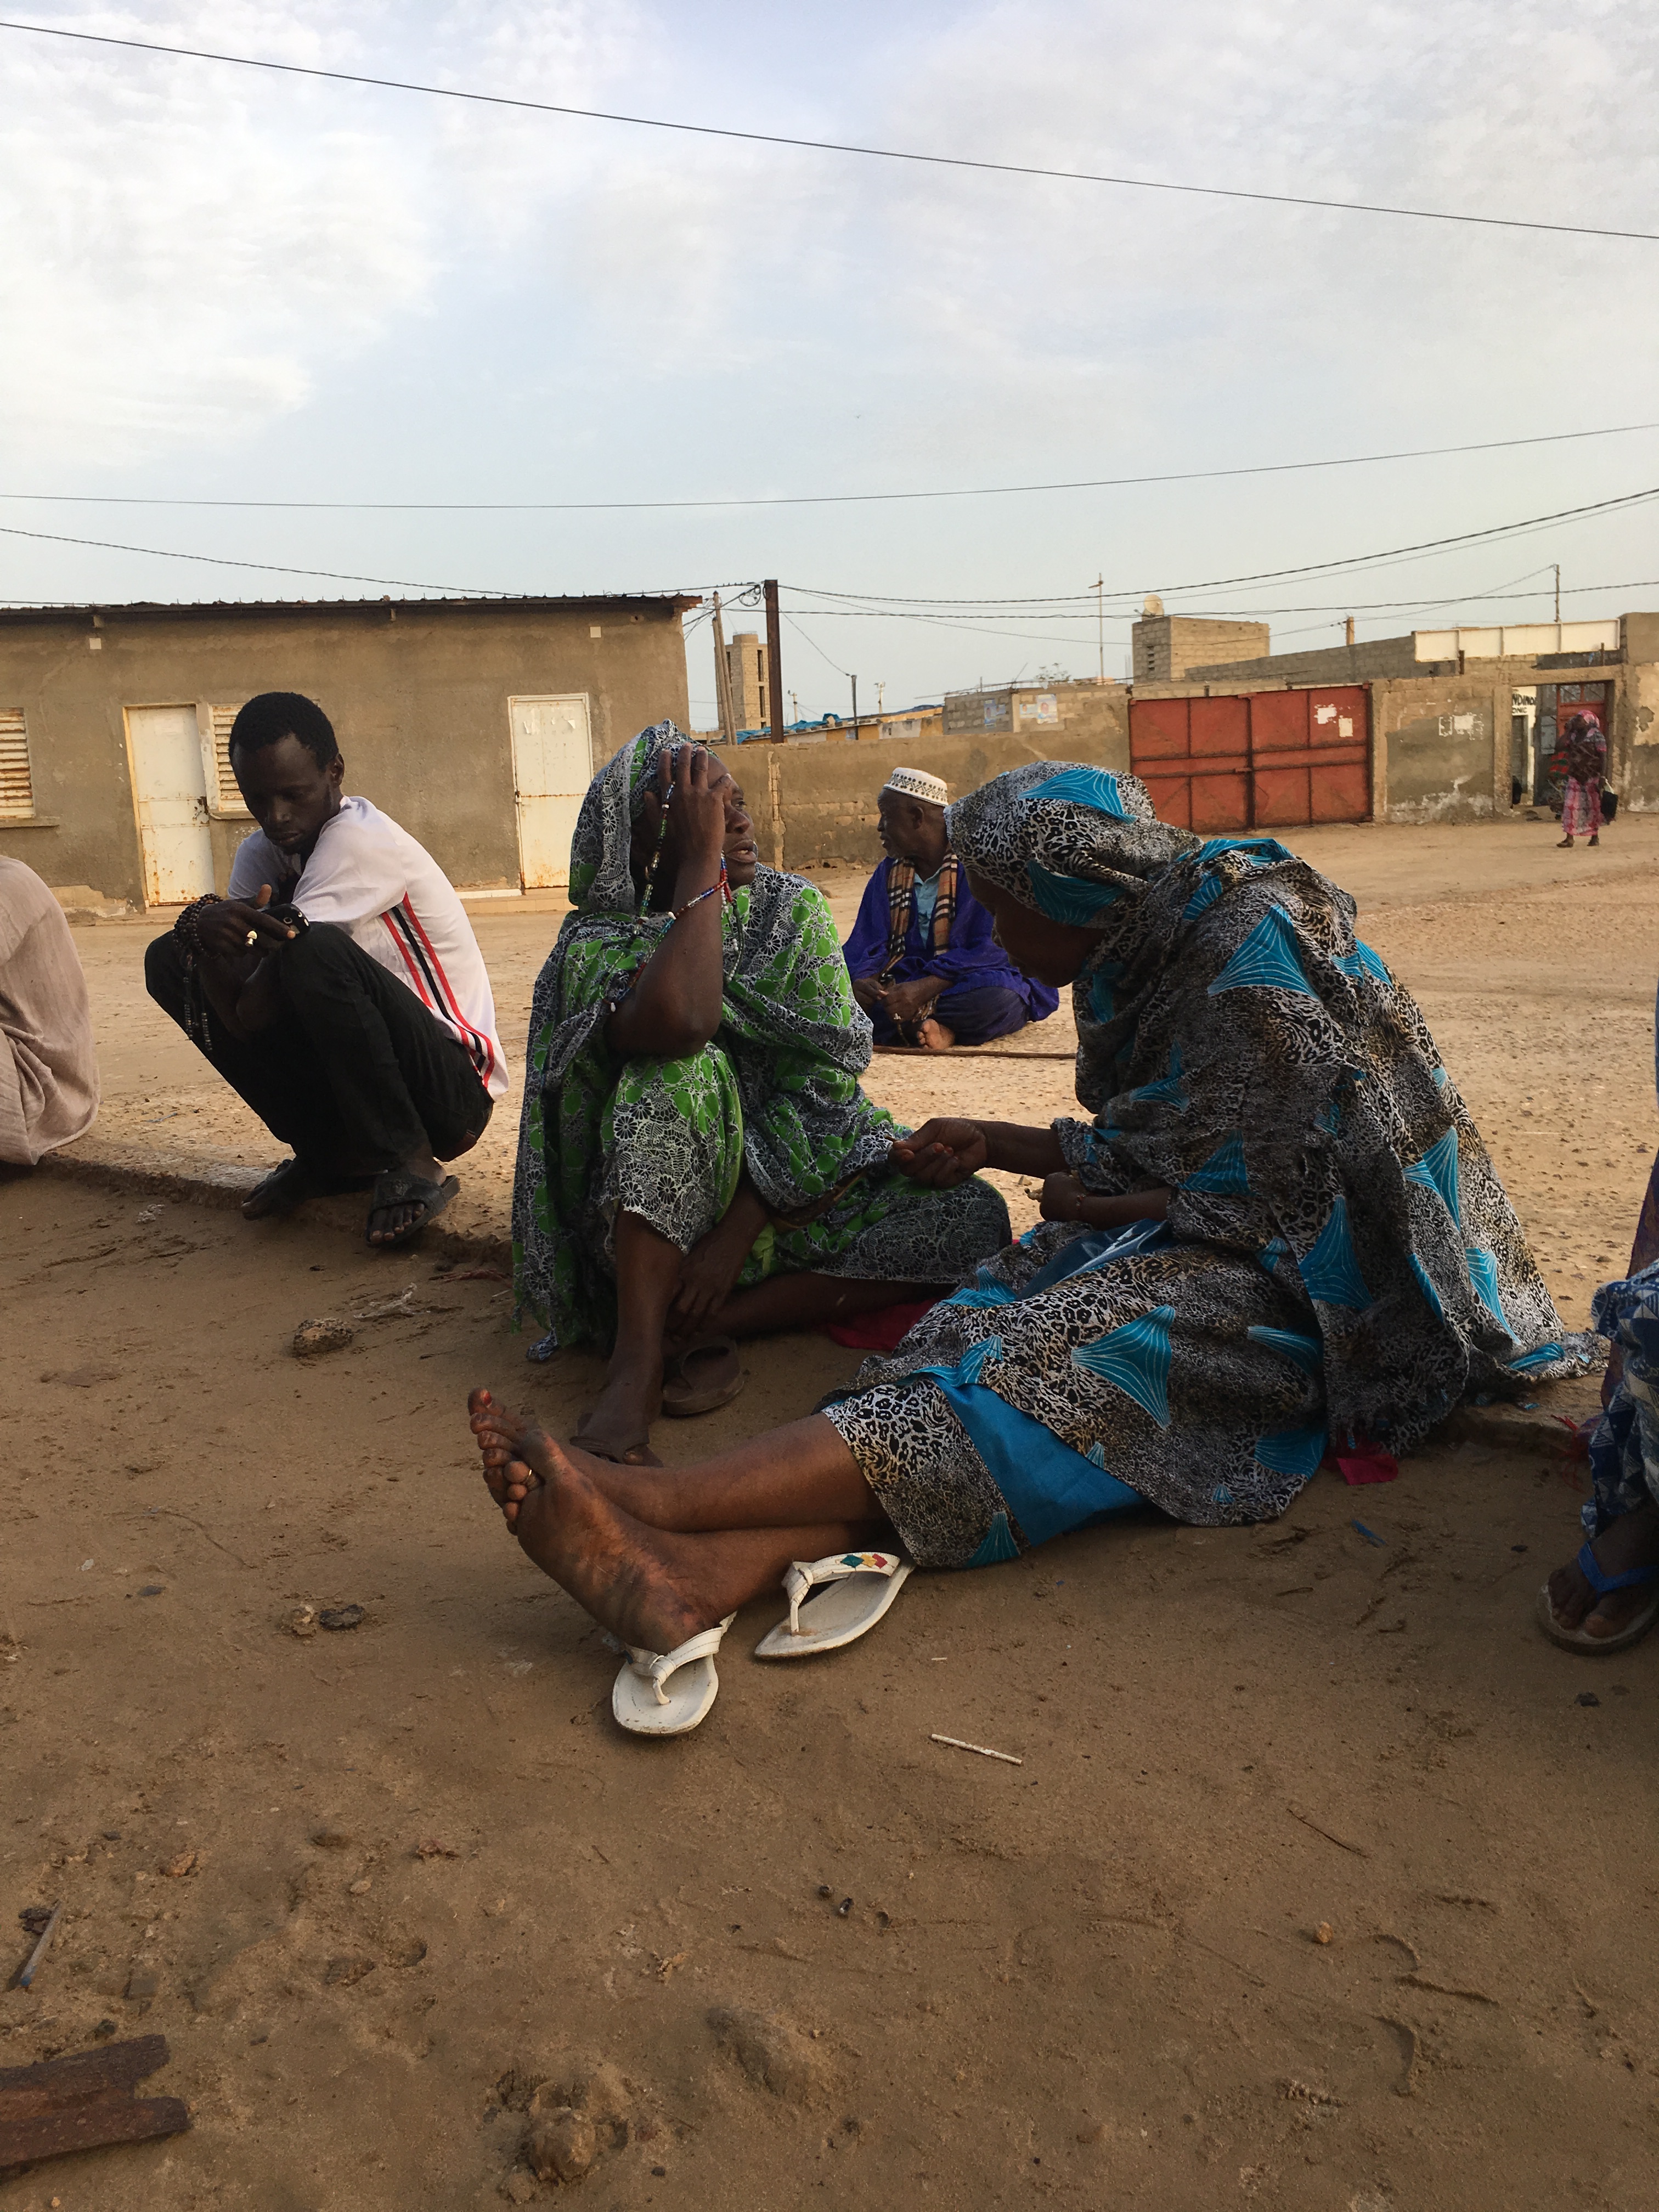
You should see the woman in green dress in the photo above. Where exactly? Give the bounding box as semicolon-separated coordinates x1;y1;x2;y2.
511;724;1011;1464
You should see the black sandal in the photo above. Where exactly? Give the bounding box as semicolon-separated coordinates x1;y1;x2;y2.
242;1158;315;1221
366;1169;459;1247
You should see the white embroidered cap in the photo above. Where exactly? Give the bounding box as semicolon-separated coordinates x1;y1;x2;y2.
881;766;949;807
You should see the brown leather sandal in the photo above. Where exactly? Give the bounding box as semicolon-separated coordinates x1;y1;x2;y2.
661;1335;747;1418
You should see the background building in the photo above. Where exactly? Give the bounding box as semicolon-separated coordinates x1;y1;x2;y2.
0;592;694;908
723;630;770;733
1130;599;1272;681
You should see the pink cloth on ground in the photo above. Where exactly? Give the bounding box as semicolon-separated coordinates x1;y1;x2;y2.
824;1297;939;1353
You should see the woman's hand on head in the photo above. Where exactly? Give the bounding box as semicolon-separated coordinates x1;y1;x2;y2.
661;744;731;876
889;1118;988;1187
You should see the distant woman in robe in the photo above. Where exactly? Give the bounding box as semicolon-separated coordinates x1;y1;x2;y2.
1556;712;1607;848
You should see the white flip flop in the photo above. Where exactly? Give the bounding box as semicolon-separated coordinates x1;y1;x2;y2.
612;1613;736;1735
753;1550;913;1660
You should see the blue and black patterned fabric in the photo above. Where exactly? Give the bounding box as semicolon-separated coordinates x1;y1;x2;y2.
1585;1266;1659;1537
820;761;1589;1559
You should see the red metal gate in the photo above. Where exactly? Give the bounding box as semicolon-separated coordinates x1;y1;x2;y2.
1129;685;1371;832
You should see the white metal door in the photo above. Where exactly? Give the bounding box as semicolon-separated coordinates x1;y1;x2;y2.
509;695;592;889
126;704;214;906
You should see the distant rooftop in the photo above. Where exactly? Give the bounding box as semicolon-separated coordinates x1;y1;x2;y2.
0;590;701;628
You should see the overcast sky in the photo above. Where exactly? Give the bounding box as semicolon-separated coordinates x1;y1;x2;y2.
2;2;1656;724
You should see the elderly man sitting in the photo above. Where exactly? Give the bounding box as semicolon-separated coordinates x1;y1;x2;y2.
842;765;1058;1050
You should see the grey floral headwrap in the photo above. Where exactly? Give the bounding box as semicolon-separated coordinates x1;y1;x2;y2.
566;720;687;912
945;761;1198;924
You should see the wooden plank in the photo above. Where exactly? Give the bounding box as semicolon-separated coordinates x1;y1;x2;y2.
0;2092;189;2164
0;2033;171;2113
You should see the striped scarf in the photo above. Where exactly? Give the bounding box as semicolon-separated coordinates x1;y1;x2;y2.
880;854;958;977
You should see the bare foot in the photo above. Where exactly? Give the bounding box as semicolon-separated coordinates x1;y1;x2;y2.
572;1350;663;1465
472;1389;681;1527
916;1017;957;1052
1544;1500;1659;1641
469;1386;544;1531
466;1390;710;1654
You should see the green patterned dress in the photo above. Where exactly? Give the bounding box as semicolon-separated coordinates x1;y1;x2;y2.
511;725;1010;1352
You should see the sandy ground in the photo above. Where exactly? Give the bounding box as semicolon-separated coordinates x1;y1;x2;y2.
4;818;1659;2207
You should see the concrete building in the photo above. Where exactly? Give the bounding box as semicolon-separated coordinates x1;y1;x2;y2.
725;631;770;733
1130;599;1271;681
1182;617;1626;689
0;592;695;909
726;681;1131;871
716;612;1659;867
942;680;1126;748
764;706;946;745
1130;610;1659;826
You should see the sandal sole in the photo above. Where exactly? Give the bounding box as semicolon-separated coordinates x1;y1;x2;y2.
1536;1580;1659;1654
661;1338;746;1419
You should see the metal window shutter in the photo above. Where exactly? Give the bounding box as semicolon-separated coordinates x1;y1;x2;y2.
210;706;252;816
0;710;33;821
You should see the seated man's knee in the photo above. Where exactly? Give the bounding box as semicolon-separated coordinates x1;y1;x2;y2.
937;984;1025;1044
144;930;185;1009
276;921;356;998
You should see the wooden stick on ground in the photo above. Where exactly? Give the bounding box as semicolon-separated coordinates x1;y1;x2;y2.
930;1732;1023;1766
0;2034;190;2168
14;1902;60;1991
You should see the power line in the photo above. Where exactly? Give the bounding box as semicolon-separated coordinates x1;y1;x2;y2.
0;521;744;603
2;483;1650;627
775;561;1647;651
780;610;851;680
3;419;1657;515
783;483;1659;609
2;16;1654;246
0;521;504;597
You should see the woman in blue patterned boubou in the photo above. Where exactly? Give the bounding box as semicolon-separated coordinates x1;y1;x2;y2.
470;764;1585;1667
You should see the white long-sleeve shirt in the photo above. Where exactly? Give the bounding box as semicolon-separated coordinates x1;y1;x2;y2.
229;795;509;1101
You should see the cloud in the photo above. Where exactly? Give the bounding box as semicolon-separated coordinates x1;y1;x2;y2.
0;2;637;464
1;0;1656;704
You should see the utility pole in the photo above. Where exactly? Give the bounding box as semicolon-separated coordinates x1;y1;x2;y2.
1554;563;1561;624
710;592;736;743
1344;614;1355;647
789;689;798;725
1096;574;1104;683
850;674;859;740
763;579;786;741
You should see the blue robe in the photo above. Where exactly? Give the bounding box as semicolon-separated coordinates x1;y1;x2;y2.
841;857;1059;1033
